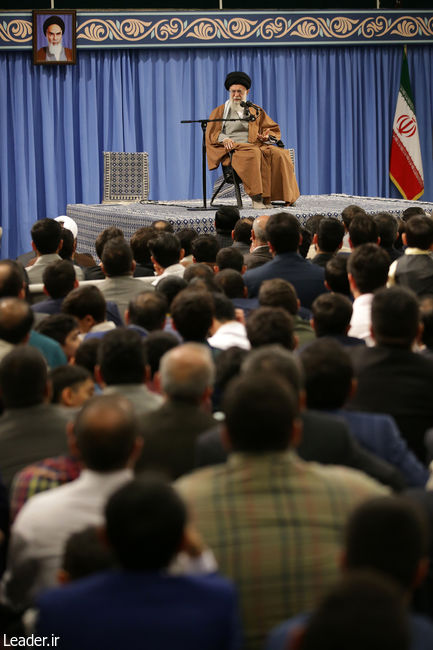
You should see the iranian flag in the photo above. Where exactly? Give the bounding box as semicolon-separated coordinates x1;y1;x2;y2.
389;48;424;200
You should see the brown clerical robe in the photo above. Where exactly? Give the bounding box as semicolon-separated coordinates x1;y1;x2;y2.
206;102;300;204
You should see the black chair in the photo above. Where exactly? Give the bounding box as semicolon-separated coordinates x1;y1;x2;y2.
210;152;243;209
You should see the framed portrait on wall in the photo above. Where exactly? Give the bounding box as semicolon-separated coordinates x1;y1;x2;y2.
32;10;76;65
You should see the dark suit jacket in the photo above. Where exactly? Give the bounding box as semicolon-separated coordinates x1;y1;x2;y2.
195;409;405;491
36;570;241;650
348;345;433;462
243;252;326;308
244;246;272;270
136;399;217;480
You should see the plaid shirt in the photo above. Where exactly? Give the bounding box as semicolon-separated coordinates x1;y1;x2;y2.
10;456;81;522
176;450;388;650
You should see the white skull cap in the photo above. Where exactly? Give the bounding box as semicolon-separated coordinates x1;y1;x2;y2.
54;215;78;240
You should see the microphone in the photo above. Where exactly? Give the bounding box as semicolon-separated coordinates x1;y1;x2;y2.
240;100;261;112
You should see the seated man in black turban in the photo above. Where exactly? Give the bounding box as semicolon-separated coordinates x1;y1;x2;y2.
36;16;73;63
206;71;300;210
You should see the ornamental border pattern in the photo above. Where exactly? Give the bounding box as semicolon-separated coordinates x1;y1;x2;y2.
1;11;433;49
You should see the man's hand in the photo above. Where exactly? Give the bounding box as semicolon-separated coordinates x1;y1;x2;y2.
257;129;270;143
223;138;235;151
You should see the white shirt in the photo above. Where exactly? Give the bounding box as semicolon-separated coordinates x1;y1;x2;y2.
208;321;251;351
348;293;374;346
3;468;133;608
152;263;185;286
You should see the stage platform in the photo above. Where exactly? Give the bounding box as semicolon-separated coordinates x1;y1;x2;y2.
67;194;433;258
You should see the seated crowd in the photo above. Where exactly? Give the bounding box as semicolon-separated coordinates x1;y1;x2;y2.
1;204;433;648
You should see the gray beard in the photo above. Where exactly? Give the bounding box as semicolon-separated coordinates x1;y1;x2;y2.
48;43;62;60
228;98;246;116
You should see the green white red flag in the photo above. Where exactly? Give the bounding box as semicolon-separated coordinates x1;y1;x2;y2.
389;48;424;200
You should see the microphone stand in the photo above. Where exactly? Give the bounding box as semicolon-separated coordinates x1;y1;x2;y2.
180;116;252;211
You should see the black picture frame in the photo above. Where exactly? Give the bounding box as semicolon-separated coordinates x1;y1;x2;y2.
33;10;76;66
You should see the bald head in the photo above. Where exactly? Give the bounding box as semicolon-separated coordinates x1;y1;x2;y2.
0;298;33;344
159;343;215;401
74;394;139;471
252;214;270;245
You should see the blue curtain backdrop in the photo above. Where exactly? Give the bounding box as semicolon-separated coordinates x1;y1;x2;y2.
0;44;432;258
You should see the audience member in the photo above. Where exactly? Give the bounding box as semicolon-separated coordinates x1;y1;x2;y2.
49;365;94;407
58;525;115;584
176;372;388;650
388;215;433;296
191;235;219;267
36;314;81;361
214;206;240;248
298;227;312;259
0;297;34;361
171;289;214;343
99;237;151;317
419;295;433;357
148;232;185;286
402;206;427;222
0;347;70;487
246;306;296;350
347;243;389;344
208;293;250;351
32;260;77;315
348;286;433;462
311;293;364;346
373;212;402;263
155;275;187;310
62;285;116;338
267;496;431;650
3;394;142;608
125;292;168;335
299;339;428;487
214;247;245;273
153;220;174;233
136;344;217;479
244;212;325;307
177;228;198;266
142;330;179;393
324;254;351;297
54;216;95;268
244;214;272;269
25;219;63;284
84;226;124;280
36;477;241;649
73;337;101;376
232;218;253;256
311;217;344;267
258;278;315;346
129;226;156;277
348;214;379;248
57;229;85;281
95;328;163;416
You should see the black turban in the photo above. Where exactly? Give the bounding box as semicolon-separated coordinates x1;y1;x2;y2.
224;71;251;91
43;16;65;35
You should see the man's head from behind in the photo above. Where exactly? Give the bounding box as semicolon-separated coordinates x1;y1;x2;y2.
171;289;214;342
31;218;63;255
324;255;351;297
215;206;240;235
214;269;246;299
71;394;140;472
0;298;33;344
316;218;345;254
105;477;187;571
126;292;167;332
265;212;301;255
344;496;429;593
42;259;76;299
159;343;214;403
246;306;295;350
101;237;134;277
348;214;379;248
241;345;304;398
258;278;299;316
371;286;420;349
311;293;353;337
95;227;124;260
222;372;299;453
97;328;145;386
191;235;219;264
0;260;26;299
299;338;353;410
62;285;106;332
130;226;155;266
403;215;433;250
297;571;409;650
252;214;270;246
148;233;182;271
0;347;48;409
373;212;398;249
347;243;389;295
215;247;244;273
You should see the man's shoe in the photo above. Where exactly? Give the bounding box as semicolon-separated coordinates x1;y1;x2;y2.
252;200;267;209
